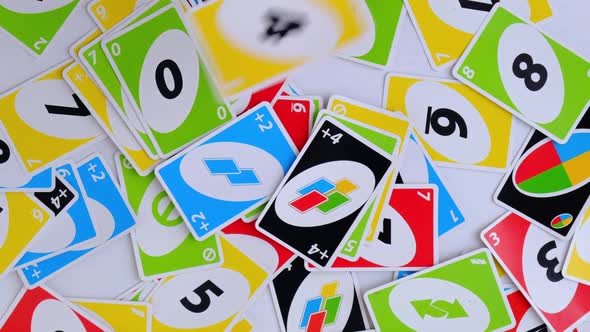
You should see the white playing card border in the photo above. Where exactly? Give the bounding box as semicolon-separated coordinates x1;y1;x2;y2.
70;297;153;332
562;210;590;286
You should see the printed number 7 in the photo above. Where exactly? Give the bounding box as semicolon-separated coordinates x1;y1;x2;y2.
180;280;224;313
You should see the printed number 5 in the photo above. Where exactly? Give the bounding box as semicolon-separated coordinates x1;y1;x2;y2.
180;280;224;313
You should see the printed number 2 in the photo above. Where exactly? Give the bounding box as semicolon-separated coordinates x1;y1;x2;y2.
180;280;224;313
0;139;10;164
537;241;564;282
424;106;468;139
458;0;499;12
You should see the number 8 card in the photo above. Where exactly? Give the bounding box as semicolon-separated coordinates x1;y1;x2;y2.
453;5;590;143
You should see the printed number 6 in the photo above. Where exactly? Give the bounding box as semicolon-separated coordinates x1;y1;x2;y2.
180;280;224;313
424;106;468;139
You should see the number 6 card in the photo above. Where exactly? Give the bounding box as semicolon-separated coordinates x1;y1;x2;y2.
256;117;393;269
453;5;590;143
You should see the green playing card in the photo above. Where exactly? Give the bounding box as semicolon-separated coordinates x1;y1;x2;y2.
453;5;590;143
116;153;223;280
0;0;80;56
348;0;404;68
103;4;232;157
365;249;514;332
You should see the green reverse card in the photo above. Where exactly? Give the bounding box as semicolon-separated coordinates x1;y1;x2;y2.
103;4;232;157
347;0;404;68
453;5;590;143
365;249;514;332
116;153;223;280
0;0;80;56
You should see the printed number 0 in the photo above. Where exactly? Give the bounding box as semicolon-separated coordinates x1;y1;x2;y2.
537;240;564;282
512;53;548;91
155;60;183;99
0;139;10;164
424;106;468;139
180;280;224;313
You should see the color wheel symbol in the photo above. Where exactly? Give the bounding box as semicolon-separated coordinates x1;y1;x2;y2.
289;178;357;214
203;158;261;186
300;281;342;332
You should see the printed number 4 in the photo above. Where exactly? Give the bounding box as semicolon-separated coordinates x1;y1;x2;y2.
180;280;224;313
308;243;329;260
321;128;342;144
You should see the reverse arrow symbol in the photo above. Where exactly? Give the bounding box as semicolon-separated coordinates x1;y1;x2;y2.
411;299;468;319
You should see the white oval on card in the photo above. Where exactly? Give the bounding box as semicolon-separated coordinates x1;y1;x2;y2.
26;213;76;253
152;268;250;328
224;233;278;273
522;225;577;313
74;198;115;250
0;0;76;14
286;271;355;332
139;29;200;134
179;141;284;202
405;80;491;164
31;299;86;332
498;23;564;124
388;277;490;331
275;160;375;228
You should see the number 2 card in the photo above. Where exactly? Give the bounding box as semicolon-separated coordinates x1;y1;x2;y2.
256;117;393;269
453;5;590;143
482;213;590;332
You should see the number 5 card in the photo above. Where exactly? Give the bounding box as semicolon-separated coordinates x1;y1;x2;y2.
481;213;590;332
156;103;297;240
453;5;590;143
383;73;513;171
256;117;393;269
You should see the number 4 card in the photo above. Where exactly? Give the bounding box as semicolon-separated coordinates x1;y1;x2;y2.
453;5;590;143
481;213;590;332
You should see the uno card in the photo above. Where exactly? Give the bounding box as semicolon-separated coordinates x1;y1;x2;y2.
0;167;54;193
0;61;105;173
0;0;82;56
103;4;232;157
72;298;152;332
222;218;295;276
365;249;514;332
564;209;590;285
453;5;590;143
482;213;590;331
189;0;372;97
64;62;160;175
156;103;297;240
404;0;551;69
15;163;96;268
88;0;146;31
19;154;136;288
394;271;416;280
256;117;393;269
270;257;369;332
342;0;405;68
505;290;547;332
230;80;286;116
495;112;590;239
0;192;53;278
273;97;315;150
149;236;270;331
398;135;465;235
327;185;438;271
384;73;514;171
0;286;109;332
116;152;222;280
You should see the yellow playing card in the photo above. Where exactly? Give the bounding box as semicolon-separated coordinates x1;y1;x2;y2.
564;209;590;285
88;0;145;31
72;299;152;332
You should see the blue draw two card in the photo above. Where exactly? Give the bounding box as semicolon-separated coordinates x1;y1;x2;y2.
15;163;96;268
156;103;297;240
399;135;465;235
19;154;136;288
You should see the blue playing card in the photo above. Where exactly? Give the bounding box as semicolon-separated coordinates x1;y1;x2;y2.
14;163;96;268
156;103;297;240
18;154;136;288
0;167;55;192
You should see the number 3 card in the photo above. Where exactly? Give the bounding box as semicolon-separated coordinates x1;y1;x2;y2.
383;73;513;171
156;103;297;240
256;117;393;269
495;111;590;239
453;5;590;143
482;213;590;332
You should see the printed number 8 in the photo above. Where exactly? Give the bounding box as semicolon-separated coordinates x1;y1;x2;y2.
512;53;548;91
424;106;468;139
0;139;10;164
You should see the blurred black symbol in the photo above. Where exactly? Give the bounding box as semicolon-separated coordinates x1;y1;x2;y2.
261;9;306;43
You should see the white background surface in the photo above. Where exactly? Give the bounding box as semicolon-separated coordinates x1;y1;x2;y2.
1;0;589;330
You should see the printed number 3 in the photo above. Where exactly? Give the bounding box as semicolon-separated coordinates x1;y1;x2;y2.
537;240;564;282
180;280;224;313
